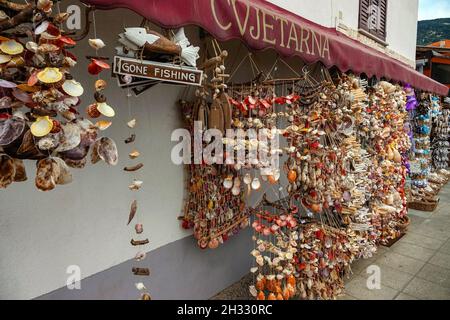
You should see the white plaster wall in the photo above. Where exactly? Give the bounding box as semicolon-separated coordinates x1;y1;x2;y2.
0;6;192;300
385;0;419;63
268;0;419;63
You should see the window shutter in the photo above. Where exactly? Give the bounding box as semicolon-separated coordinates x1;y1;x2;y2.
377;0;387;41
359;0;387;42
359;0;371;33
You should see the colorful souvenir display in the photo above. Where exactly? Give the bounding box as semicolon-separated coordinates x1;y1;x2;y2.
431;98;449;170
0;1;117;191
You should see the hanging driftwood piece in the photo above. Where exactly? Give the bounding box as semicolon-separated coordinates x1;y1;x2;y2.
131;239;149;246
0;4;34;32
132;267;150;276
124;163;144;172
127;200;138;225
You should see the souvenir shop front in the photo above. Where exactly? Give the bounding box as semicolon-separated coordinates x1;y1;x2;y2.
0;0;448;300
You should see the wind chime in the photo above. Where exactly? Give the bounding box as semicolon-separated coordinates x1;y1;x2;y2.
124;90;151;300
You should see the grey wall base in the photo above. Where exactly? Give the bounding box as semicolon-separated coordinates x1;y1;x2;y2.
36;229;253;300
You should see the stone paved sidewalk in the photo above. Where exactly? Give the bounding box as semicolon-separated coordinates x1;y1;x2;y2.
211;184;450;300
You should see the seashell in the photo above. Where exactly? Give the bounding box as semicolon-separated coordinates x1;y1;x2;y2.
129;150;140;159
88;39;106;50
243;173;252;184
135;282;146;291
127;119;137;128
223;176;233;189
141;293;151;300
17;84;40;93
0;153;15;189
12;88;31;103
30;116;53;137
0;117;26;147
58;36;76;46
135;223;144;234
37;43;59;53
256;255;264;266
127;200;138;225
63;56;77;67
53;157;73;185
0;79;16;88
54;12;70;24
0;40;23;55
95;79;107;91
0;10;9;22
37;0;53;13
129;180;143;191
88;59;110;75
0;54;12;64
0;96;12;110
6;56;25;68
62;80;84;97
231;185;240;196
35;158;60;191
249;285;257;297
208;238;219;249
34;20;50;35
257;291;265;300
86;103;101;118
287;170;297;183
250;267;259;273
12;158;27;182
135;251;146;261
37;67;63;84
262;227;271;236
55;123;81;152
38;136;59;151
393;148;401;163
96;102;115;117
97;137;118;165
251;177;261;190
63;157;87;169
95;120;112;131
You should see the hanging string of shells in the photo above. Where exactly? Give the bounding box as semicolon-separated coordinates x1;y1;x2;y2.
408;94;450;210
247;73;414;300
124;92;151;300
0;0;116;191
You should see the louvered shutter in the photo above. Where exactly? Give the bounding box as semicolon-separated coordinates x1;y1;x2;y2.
377;0;387;41
359;0;387;42
359;0;371;33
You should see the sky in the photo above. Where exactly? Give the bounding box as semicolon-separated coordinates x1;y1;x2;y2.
419;0;450;20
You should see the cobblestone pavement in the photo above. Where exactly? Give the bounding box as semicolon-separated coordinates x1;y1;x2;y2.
211;184;450;300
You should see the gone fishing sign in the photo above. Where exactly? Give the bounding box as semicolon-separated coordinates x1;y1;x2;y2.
113;56;204;87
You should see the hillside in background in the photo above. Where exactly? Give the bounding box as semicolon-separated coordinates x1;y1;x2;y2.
417;18;450;45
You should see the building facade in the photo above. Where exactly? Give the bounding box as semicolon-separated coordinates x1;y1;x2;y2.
0;0;421;299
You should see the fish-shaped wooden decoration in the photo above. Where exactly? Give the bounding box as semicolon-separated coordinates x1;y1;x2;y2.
120;27;200;67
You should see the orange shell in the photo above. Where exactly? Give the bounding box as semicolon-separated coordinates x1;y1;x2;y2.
267;175;277;185
267;293;276;300
283;288;290;300
310;203;322;213
17;84;40;93
287;274;296;287
255;279;265;291
276;293;284;300
257;291;265;300
288;170;297;183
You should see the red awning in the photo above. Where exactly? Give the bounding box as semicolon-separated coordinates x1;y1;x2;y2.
82;0;449;96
